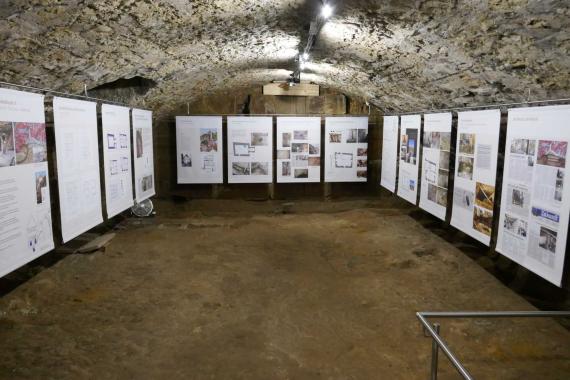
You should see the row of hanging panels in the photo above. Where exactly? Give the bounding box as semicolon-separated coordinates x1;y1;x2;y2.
0;88;155;278
176;116;370;184
381;106;570;287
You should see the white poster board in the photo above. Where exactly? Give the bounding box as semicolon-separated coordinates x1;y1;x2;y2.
176;116;224;184
450;109;500;245
496;105;570;286
380;115;399;192
277;117;321;183
101;104;134;218
227;117;273;183
53;97;103;243
419;113;452;220
132;109;155;202
0;89;54;277
397;115;421;204
324;117;368;182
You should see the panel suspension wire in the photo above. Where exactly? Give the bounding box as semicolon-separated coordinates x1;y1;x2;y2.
388;96;570;116
0;80;147;110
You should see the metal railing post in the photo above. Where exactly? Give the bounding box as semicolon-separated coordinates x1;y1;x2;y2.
431;323;440;380
417;311;570;380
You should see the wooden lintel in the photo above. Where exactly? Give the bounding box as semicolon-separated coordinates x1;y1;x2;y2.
263;82;320;97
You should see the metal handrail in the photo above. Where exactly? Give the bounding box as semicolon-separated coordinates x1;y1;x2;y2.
416;311;570;380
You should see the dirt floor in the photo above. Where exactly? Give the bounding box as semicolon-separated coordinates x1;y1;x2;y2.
0;199;569;379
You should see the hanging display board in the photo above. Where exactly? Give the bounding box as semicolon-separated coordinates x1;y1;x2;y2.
0;88;54;277
324;117;369;182
419;113;452;220
101;104;134;218
53;97;103;243
227;116;273;183
450;109;500;245
132;109;155;202
380;116;399;192
276;117;321;183
176;116;224;184
397;115;421;204
496;105;570;286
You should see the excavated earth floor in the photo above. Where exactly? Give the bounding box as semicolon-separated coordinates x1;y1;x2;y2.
0;199;569;379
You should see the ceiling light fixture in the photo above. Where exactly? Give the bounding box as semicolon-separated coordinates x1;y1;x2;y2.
322;3;333;19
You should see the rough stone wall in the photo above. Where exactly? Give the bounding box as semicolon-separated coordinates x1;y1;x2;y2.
0;0;568;119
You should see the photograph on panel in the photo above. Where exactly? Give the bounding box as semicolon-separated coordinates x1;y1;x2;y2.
232;162;250;175
347;129;357;143
453;187;475;211
282;133;291;147
15;122;47;164
294;169;308;179
0;122;15;167
141;175;153;192
473;206;493;236
292;143;308;153
457;156;474;180
136;129;143;158
424;132;440;149
181;153;192;167
475;182;495;211
503;213;528;237
439;151;450;170
537;140;567;168
251;162;269;176
507;184;530;215
277;150;291;160
251;132;269;146
282;161;291;176
436;187;447;207
459;133;476;155
294;130;308;140
308;157;320;166
200;128;218;152
440;132;451;151
329;131;342;143
309;143;320;155
511;138;536;156
35;170;48;204
401;129;418;164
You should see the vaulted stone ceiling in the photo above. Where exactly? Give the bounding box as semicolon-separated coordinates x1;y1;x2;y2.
0;0;568;116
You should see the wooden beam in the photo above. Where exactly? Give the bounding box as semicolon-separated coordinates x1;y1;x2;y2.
263;82;320;97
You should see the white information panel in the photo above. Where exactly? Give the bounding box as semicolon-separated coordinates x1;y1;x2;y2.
227;116;273;183
53;97;103;243
101;104;134;218
277;117;321;183
132;109;155;202
0;89;54;277
419;113;452;220
324;117;368;182
450;109;500;245
380;116;399;192
496;105;570;286
176;116;224;184
397;115;421;204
